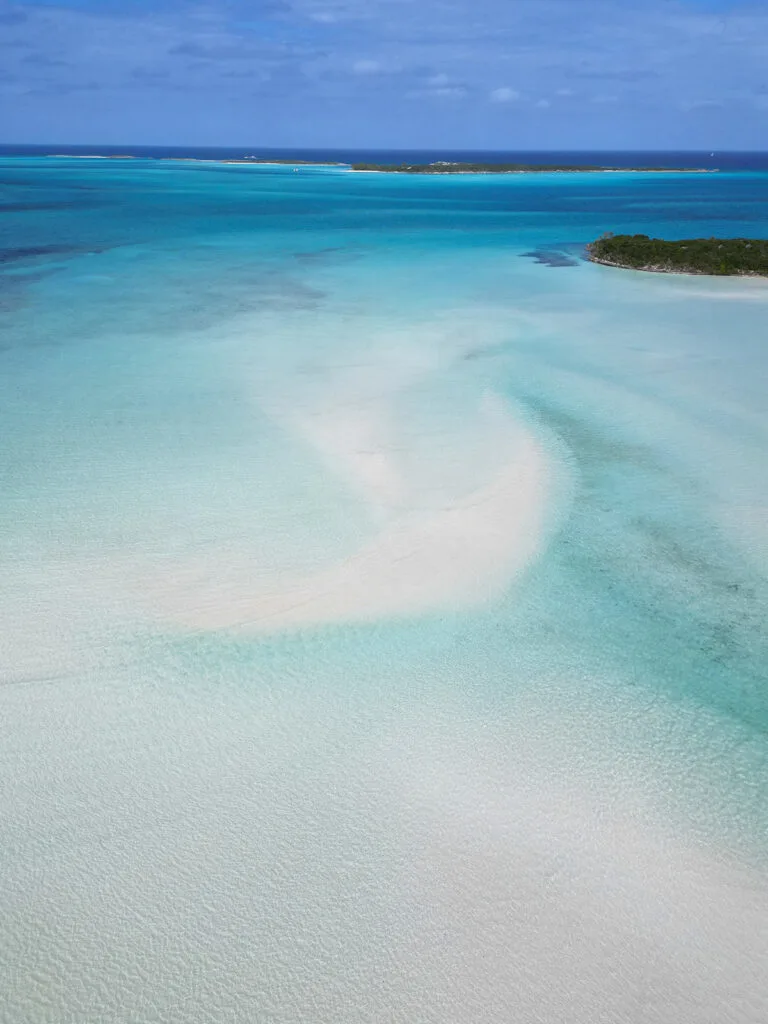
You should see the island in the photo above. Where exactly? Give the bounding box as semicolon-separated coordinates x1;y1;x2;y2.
350;161;714;174
587;233;768;277
46;156;716;175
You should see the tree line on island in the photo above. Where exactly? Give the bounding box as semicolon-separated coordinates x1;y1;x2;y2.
349;161;709;174
587;234;768;277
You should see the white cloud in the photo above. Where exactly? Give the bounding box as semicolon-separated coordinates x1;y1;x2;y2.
415;72;467;97
535;98;550;108
5;0;768;146
409;73;468;99
352;58;381;74
489;86;520;103
678;97;725;112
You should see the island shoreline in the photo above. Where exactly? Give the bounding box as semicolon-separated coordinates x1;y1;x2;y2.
587;254;768;277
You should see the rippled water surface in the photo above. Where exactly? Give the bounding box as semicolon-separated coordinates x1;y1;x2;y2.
1;156;767;1023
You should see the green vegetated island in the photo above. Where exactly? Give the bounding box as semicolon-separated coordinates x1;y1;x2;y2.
587;234;768;277
350;161;714;174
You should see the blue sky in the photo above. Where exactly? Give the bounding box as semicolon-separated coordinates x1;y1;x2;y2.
1;0;766;148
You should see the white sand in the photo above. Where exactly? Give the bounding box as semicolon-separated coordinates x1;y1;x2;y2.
3;661;766;1024
139;390;550;632
372;696;768;1024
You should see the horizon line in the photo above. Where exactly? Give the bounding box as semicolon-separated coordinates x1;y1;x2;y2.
2;143;767;155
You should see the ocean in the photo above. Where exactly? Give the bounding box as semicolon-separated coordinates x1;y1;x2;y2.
1;151;767;1023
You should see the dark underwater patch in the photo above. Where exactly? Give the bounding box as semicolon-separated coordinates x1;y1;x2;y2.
0;244;101;265
255;274;326;310
520;248;579;267
293;246;347;261
0;199;105;213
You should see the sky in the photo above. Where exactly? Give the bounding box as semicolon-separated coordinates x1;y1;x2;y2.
0;0;766;149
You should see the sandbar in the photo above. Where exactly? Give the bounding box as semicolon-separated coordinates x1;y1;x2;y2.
137;392;551;634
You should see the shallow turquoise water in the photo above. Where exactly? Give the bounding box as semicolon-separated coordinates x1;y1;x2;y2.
1;159;768;1023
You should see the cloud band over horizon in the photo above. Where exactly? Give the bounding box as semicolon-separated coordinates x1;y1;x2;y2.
0;0;766;148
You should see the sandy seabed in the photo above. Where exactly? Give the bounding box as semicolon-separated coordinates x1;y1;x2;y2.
138;390;551;633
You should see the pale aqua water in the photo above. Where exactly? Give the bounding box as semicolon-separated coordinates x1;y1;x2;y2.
1;158;768;1023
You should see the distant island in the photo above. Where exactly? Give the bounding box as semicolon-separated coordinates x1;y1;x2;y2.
587;233;768;277
46;156;717;175
350;161;714;174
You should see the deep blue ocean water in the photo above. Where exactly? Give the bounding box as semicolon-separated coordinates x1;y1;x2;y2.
1;153;767;1023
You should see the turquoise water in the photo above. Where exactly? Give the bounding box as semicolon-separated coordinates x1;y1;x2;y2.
2;158;768;1022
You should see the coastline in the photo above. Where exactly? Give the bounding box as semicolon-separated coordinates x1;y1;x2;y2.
587;252;768;278
588;253;768;277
